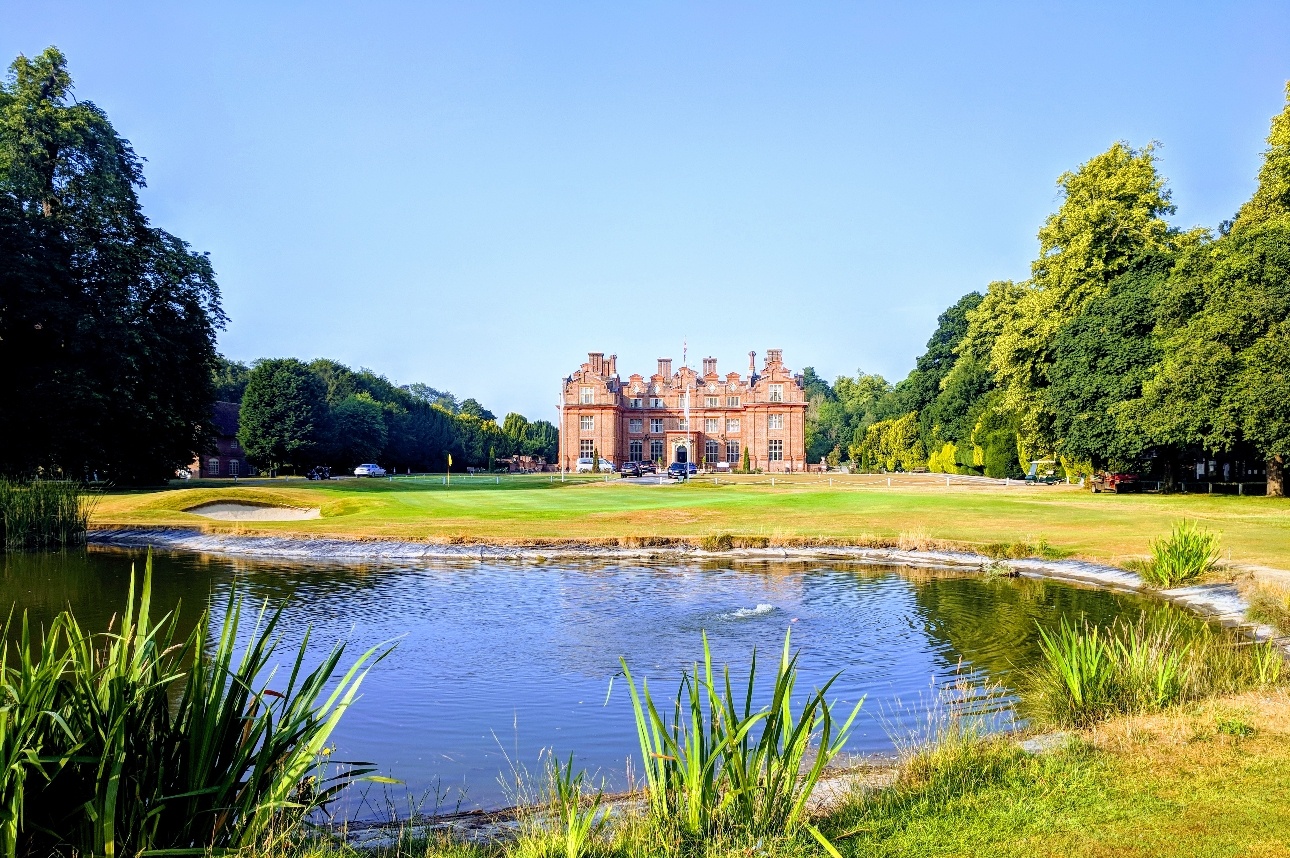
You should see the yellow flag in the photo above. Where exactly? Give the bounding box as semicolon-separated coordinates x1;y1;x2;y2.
447;453;453;467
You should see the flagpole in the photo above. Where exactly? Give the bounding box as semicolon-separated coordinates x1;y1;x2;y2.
559;381;566;483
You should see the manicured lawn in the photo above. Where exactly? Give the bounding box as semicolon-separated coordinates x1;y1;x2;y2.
92;473;1290;569
823;691;1290;858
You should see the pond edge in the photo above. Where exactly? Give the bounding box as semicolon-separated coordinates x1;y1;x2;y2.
87;527;1289;654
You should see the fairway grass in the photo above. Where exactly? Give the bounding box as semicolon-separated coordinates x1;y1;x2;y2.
92;474;1290;571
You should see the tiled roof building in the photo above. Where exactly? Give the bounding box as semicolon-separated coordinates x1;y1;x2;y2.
559;350;807;472
189;401;252;478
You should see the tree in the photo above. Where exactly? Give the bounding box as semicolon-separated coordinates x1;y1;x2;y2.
238;359;327;474
459;398;495;422
1232;82;1290;229
904;291;984;415
1234;320;1290;495
989;144;1176;455
1134;221;1290;495
1047;257;1167;470
330;394;389;466
0;48;224;482
402;382;458;411
212;356;251;402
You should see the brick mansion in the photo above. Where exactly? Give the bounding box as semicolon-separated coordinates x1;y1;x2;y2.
560;349;807;472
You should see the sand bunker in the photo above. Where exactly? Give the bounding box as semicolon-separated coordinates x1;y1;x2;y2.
185;502;321;521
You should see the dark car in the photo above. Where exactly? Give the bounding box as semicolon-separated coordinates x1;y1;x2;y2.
668;462;698;480
638;461;656;474
1091;472;1141;493
306;466;331;481
620;461;643;478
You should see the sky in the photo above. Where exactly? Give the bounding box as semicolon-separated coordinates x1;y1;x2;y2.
4;2;1289;421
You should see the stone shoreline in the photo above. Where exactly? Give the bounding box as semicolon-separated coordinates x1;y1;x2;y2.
88;527;1288;651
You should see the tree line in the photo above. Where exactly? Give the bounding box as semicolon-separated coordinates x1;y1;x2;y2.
219;356;558;474
804;84;1290;497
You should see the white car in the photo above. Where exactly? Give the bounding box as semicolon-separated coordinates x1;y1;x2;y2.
575;458;615;473
353;463;387;477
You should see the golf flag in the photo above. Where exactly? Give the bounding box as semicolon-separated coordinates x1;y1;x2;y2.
447;453;452;467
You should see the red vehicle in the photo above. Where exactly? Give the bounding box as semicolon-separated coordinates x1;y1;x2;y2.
1091;472;1141;493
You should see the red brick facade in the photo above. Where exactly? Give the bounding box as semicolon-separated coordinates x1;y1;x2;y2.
559;350;807;472
188;401;252;478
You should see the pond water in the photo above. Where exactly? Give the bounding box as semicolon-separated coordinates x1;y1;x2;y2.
1;548;1176;816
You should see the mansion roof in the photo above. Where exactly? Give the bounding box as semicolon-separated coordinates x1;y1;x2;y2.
562;350;804;407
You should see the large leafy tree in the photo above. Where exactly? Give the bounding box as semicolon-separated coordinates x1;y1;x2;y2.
237;359;328;474
1047;257;1168;469
1133;222;1290;495
990;143;1175;456
0;48;224;481
1130;87;1290;496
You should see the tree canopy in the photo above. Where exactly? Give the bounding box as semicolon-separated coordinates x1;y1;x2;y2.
805;91;1290;495
0;47;224;482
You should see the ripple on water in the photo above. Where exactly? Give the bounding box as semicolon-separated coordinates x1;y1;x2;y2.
3;549;1177;815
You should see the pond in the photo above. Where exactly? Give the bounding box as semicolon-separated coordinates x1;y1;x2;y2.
1;548;1175;816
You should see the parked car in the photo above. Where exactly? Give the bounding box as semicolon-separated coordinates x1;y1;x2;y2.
638;461;657;474
575;458;616;473
306;466;331;481
620;461;643;477
667;462;698;480
1090;472;1141;493
354;463;386;477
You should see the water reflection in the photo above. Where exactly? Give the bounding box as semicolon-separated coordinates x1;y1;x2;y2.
1;548;1174;814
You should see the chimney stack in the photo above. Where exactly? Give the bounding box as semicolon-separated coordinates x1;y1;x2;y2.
702;357;717;377
767;349;782;366
748;351;757;374
607;354;617;376
588;352;605;375
658;358;672;378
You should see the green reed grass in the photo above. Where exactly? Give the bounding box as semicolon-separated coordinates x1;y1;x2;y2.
0;554;391;857
1030;611;1284;727
0;479;95;551
620;631;861;854
1134;520;1221;588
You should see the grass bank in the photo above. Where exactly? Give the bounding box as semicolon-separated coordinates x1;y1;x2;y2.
272;689;1290;858
92;474;1290;570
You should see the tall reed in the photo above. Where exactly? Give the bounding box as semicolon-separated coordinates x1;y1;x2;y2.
1136;520;1221;588
0;478;95;551
0;555;391;857
1030;611;1284;726
620;631;861;851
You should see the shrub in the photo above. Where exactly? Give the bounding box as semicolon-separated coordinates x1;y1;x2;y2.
1137;520;1220;588
701;533;734;552
620;631;861;851
0;555;391;857
1030;611;1284;727
0;479;95;552
1246;582;1290;635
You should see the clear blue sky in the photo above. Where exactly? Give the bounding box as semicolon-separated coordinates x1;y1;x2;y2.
5;2;1289;421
